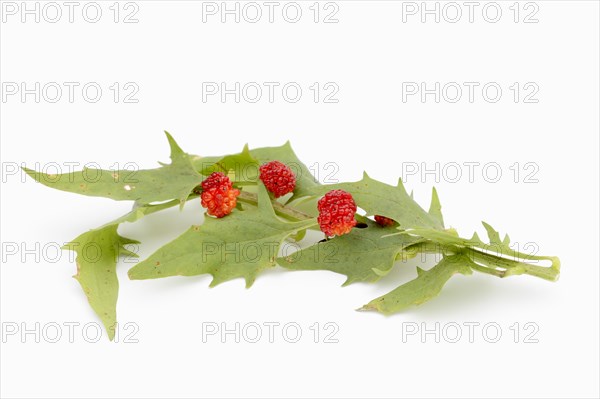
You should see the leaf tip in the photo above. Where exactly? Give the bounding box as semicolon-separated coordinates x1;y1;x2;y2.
430;186;440;204
21;166;41;182
208;276;221;288
164;131;184;158
106;326;116;341
244;277;256;289
127;267;141;280
396;178;407;192
356;304;377;312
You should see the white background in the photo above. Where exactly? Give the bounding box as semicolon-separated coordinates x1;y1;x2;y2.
1;1;599;398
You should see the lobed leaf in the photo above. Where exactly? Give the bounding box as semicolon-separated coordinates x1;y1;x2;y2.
128;183;316;287
278;219;423;285
63;225;138;341
305;172;444;230
61;196;190;340
360;254;474;314
23;132;202;208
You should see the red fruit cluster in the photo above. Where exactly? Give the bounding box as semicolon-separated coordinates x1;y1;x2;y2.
200;172;240;218
259;161;296;198
375;215;395;227
317;190;357;237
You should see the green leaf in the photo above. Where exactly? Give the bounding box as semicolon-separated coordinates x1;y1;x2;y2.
305;172;444;230
198;144;260;184
428;187;445;228
128;183;316;287
24;132;202;208
278;219;423;285
360;254;473;314
62;225;139;341
191;142;319;198
61;196;189;340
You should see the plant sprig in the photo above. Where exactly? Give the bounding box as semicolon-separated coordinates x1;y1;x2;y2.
24;132;560;340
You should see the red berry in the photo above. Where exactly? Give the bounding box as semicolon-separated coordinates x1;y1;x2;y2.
375;215;395;227
259;161;296;198
317;190;357;237
200;172;240;218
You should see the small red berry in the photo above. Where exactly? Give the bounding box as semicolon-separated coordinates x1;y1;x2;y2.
375;215;395;227
200;172;240;218
317;189;357;237
259;161;296;198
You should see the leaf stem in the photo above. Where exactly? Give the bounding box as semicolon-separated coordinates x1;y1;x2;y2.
237;190;315;221
399;240;560;282
465;247;560;282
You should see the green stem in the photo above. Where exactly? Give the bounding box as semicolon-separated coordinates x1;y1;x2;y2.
465;247;560;282
398;240;560;282
189;185;316;222
237;190;315;221
133;194;197;216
